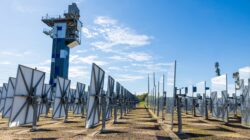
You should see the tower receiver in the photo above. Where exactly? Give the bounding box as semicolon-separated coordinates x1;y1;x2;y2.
42;3;82;86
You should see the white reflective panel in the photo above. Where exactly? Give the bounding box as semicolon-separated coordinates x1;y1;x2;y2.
39;84;52;115
52;77;70;119
187;85;193;97
86;64;105;128
211;74;227;98
165;61;176;128
196;81;206;94
9;65;45;127
239;66;250;86
105;76;114;120
206;89;211;97
68;89;76;112
3;78;16;118
195;81;206;116
227;84;235;97
210;74;228;122
0;83;8;112
73;82;85;115
166;62;176;98
241;80;250;126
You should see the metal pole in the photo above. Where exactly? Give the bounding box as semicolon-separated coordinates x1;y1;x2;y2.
120;88;123;119
147;74;150;107
162;74;165;120
177;95;182;134
64;101;68;123
157;81;160;116
171;61;177;130
101;92;106;133
114;100;117;123
153;73;156;114
31;99;38;132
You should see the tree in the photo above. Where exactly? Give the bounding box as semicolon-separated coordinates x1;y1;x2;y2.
136;93;148;102
215;62;221;76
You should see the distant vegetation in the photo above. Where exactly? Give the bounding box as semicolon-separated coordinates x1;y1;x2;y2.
136;93;148;102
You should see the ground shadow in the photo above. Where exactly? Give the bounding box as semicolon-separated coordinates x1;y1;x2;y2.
32;128;55;132
135;125;161;130
137;119;157;123
76;125;86;128
205;127;235;132
141;116;152;118
100;130;127;134
177;132;212;139
156;136;172;140
64;121;79;123
32;138;57;140
225;123;250;130
113;121;130;125
207;118;222;123
189;120;206;123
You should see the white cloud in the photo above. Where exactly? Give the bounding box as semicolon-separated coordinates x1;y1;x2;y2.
108;66;122;71
131;62;169;74
39;59;51;66
83;16;151;52
82;27;99;38
94;16;117;25
11;0;39;13
37;66;50;74
127;52;152;62
90;41;115;52
0;51;31;57
76;50;87;53
70;54;108;66
0;61;12;65
109;55;129;61
75;0;85;4
69;66;88;78
117;74;145;82
108;52;152;62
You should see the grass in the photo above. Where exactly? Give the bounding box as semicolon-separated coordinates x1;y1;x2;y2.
138;101;145;107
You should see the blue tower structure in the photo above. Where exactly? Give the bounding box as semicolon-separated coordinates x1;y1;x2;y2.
42;3;82;86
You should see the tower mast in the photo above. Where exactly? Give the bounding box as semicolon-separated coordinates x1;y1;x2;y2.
42;3;82;86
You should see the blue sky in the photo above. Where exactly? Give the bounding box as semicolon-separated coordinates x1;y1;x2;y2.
0;0;250;94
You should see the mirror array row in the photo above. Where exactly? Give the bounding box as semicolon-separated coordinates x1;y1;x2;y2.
0;63;139;131
145;63;250;133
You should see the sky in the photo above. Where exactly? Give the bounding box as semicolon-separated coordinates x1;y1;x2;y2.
0;0;250;94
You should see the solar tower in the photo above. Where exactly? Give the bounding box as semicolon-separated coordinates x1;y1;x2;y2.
42;3;82;86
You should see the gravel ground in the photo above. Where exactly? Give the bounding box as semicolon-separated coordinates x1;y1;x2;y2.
93;107;172;140
0;107;249;140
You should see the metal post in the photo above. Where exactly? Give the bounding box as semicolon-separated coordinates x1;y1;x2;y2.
157;81;160;116
204;98;208;120
101;92;106;133
147;74;150;107
210;98;213;113
162;75;165;120
177;95;182;134
114;101;118;123
193;98;196;117
64;96;68;123
120;99;123;119
185;98;188;114
171;61;177;130
31;97;38;132
153;73;156;114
